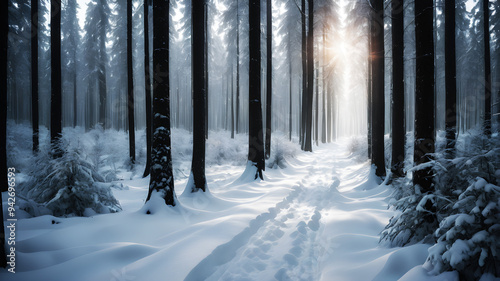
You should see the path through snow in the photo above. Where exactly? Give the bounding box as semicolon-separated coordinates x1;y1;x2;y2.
184;141;428;281
0;139;440;281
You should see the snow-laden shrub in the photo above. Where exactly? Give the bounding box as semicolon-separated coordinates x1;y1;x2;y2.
268;135;299;169
382;133;500;248
424;177;500;280
380;175;442;246
348;136;368;163
20;140;121;217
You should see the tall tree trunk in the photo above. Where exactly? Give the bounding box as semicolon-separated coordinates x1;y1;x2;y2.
248;0;265;180
188;0;208;193
265;0;272;159
51;0;63;158
370;0;385;177
303;0;314;152
445;0;457;157
289;34;293;141
146;0;176;207
1;0;8;267
315;60;319;146
32;0;39;152
391;0;405;177
484;0;491;137
127;0;136;164
231;70;235;139
204;4;209;139
414;0;435;193
236;0;240;134
300;0;307;147
98;15;107;128
143;0;152;177
367;21;372;159
321;30;327;144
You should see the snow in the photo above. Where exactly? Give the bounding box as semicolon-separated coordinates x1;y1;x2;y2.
2;125;494;281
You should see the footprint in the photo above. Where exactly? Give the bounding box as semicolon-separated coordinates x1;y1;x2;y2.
283;253;299;266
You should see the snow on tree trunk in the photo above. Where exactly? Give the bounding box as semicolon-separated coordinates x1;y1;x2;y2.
145;0;177;208
246;0;265;180
187;0;208;193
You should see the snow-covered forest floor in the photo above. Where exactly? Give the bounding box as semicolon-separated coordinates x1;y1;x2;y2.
0;124;483;281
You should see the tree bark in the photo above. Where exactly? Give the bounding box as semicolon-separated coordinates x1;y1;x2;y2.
98;10;107;128
303;0;314;152
289;34;293;141
413;0;435;193
445;0;457;157
189;0;208;192
32;0;39;153
236;0;240;134
370;0;385;177
265;0;272;159
51;0;63;158
483;0;491;137
248;0;265;180
146;0;176;207
300;0;307;148
143;0;152;177
127;0;136;164
1;0;8;267
391;0;405;177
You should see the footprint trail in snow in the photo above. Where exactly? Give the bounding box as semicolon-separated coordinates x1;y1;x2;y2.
186;145;353;281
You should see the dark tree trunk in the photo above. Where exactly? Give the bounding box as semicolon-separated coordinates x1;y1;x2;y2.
303;0;314;152
204;4;209;139
127;0;136;164
231;70;235;139
265;0;272;159
300;0;307;147
236;0;240;134
188;0;208;193
391;0;405;177
98;16;107;128
143;0;152;177
484;0;491;137
1;0;8;267
445;0;457;157
370;0;385;177
315;60;319;146
367;21;372;159
51;0;63;158
146;0;176;207
321;31;327;144
248;0;264;180
413;0;435;193
32;0;39;152
289;34;293;141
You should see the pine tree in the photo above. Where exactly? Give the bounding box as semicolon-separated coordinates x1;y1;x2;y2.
370;0;385;177
300;0;307;147
145;0;176;207
32;0;39;153
235;0;241;134
265;0;272;159
303;0;314;152
391;0;405;177
127;0;136;164
187;0;208;192
0;0;8;267
414;0;435;193
51;0;63;158
247;0;265;180
483;0;491;137
445;0;457;157
143;0;152;177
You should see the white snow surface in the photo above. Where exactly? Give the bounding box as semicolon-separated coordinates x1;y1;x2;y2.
1;128;474;281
